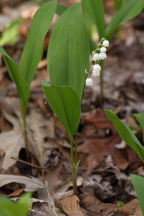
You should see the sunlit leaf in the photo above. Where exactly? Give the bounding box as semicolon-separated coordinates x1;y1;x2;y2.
0;19;23;46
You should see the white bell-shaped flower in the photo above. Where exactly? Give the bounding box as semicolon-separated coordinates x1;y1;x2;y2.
100;47;107;53
102;40;109;47
93;53;99;61
99;53;107;60
86;78;93;86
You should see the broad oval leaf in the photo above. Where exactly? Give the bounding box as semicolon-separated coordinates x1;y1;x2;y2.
42;81;81;136
0;46;29;127
82;0;105;39
106;0;144;40
105;109;144;162
131;174;144;216
47;3;90;100
20;0;57;85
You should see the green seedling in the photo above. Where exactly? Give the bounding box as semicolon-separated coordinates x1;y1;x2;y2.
0;193;31;216
42;2;90;194
105;110;144;215
0;0;57;153
82;0;144;104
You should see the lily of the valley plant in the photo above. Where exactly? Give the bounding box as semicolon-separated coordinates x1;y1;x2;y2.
0;0;57;152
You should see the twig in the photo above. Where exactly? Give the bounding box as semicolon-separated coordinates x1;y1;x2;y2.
45;181;58;216
11;157;45;169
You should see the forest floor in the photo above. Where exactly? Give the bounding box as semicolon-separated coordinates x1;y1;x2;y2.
0;0;144;216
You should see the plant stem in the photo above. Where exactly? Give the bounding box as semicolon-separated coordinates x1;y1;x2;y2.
100;60;104;106
70;135;78;195
75;131;78;165
21;107;29;160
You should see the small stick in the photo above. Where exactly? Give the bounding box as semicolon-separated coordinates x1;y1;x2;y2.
11;157;45;169
45;181;58;216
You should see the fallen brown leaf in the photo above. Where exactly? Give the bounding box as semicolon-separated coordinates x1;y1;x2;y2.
80;193;142;216
0;106;55;170
59;195;84;216
78;109;140;174
0;174;44;192
9;188;24;197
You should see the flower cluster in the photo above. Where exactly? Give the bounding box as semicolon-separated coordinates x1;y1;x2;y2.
86;39;109;87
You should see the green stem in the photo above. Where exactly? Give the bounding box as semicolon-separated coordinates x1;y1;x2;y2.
20;104;29;160
74;131;78;165
70;135;78;195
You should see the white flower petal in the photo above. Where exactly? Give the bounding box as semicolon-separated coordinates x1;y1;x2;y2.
102;40;109;47
86;78;93;86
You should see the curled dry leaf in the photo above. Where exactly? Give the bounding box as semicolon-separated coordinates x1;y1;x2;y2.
0;174;44;192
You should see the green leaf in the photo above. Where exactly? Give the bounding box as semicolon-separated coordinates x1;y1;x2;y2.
82;0;105;39
56;4;67;15
0;19;23;46
0;46;29;127
106;0;144;40
42;82;81;136
20;0;57;85
0;193;31;216
37;1;66;15
105;109;144;162
47;3;90;100
134;113;144;129
131;174;144;216
112;0;124;11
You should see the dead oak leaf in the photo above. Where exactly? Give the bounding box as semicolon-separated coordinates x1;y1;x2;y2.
78;109;129;174
0;112;25;170
0;108;55;170
59;195;84;216
0;174;44;192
